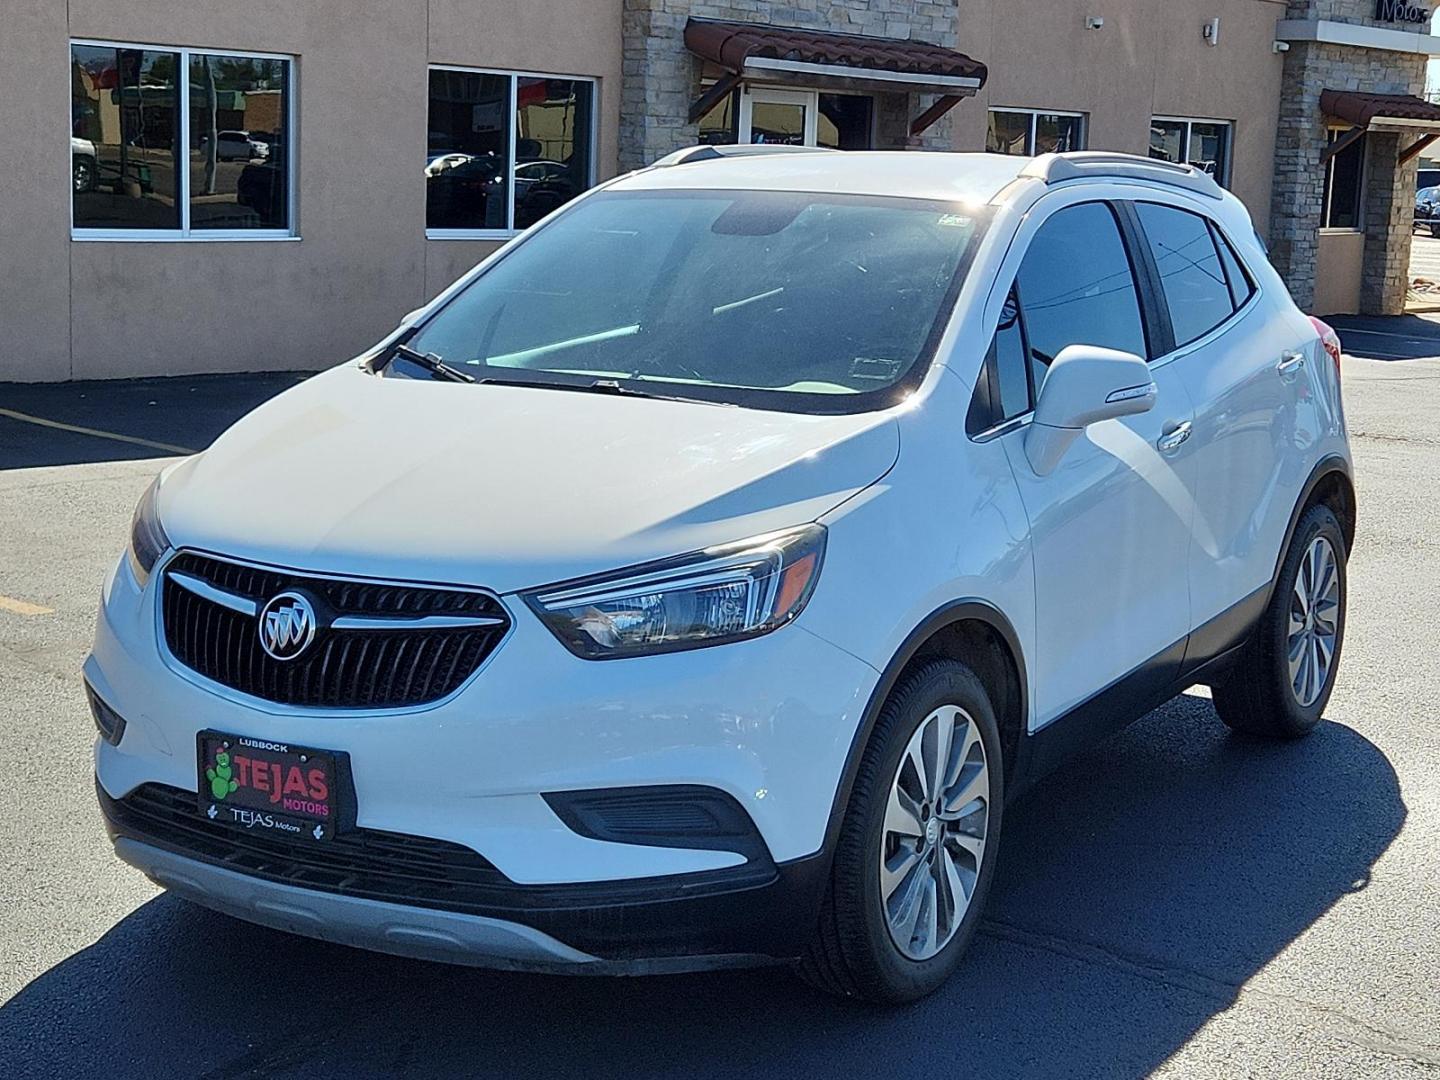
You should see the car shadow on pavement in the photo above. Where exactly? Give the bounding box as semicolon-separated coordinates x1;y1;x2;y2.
0;694;1403;1080
1324;314;1440;362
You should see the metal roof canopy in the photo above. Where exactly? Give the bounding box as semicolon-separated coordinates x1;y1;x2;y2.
683;18;988;137
1320;91;1440;165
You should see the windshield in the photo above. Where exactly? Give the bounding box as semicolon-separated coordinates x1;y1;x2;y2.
400;188;985;412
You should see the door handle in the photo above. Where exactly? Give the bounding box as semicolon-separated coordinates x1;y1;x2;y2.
1157;421;1192;453
1277;350;1307;375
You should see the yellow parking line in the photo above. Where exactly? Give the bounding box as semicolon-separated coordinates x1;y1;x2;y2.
0;595;54;617
0;407;196;456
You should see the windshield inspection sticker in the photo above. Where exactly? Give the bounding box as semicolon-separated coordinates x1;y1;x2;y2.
937;214;971;228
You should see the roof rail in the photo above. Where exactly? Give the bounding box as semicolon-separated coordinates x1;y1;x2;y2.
1020;151;1224;200
650;144;838;168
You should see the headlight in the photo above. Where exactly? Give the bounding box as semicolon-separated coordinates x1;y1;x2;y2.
127;476;171;587
525;525;826;659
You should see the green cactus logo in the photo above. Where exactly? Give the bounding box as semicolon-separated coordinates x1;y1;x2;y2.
206;749;240;801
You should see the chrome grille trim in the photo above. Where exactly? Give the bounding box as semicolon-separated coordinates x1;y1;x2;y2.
158;550;511;710
168;570;260;616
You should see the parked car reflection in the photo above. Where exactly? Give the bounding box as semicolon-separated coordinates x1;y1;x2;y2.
72;136;98;192
200;130;269;162
425;152;505;229
1415;185;1440;235
513;160;579;227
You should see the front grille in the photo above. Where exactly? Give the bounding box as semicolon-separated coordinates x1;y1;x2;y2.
111;783;510;909
161;551;509;708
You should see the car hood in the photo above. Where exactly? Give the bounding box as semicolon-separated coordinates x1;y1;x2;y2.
159;364;900;594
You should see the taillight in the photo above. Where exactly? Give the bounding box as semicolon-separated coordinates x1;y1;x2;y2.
1308;315;1342;381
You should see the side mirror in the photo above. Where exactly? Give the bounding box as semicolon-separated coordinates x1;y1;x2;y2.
1025;344;1155;476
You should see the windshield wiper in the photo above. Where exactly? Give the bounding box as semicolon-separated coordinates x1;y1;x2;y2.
473;375;731;406
384;344;476;384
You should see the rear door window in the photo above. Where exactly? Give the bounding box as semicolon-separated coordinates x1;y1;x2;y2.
1134;202;1236;348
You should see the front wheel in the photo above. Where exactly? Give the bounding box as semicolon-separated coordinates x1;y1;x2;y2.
798;659;1003;1003
1213;504;1347;738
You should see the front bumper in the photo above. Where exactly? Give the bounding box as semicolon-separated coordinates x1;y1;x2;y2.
100;781;828;968
89;549;874;962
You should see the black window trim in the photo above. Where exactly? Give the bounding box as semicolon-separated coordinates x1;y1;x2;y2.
1208;218;1257;310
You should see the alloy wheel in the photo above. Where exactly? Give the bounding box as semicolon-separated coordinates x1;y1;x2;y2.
879;704;990;961
1287;535;1341;708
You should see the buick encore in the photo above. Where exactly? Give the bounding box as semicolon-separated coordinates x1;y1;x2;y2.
90;148;1354;1002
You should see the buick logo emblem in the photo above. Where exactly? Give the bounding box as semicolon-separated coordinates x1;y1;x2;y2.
257;591;318;661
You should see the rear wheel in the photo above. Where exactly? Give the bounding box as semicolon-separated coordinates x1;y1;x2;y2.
798;659;1002;1003
1213;505;1347;738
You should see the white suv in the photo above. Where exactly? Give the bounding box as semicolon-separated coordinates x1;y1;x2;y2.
89;148;1354;1003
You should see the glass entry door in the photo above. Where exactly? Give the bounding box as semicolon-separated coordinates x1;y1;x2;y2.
739;87;816;146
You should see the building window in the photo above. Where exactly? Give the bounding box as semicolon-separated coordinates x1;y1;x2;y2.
1323;130;1366;230
427;67;596;236
71;41;293;238
986;109;1086;156
1149;117;1232;186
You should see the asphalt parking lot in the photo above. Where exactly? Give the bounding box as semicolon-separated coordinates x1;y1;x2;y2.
1;339;1438;1079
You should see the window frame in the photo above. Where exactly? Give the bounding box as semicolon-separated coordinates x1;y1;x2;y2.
425;63;599;241
70;37;298;243
986;107;1087;156
1150;115;1233;188
1321;127;1367;232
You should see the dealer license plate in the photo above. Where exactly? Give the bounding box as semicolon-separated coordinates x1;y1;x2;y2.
197;730;342;842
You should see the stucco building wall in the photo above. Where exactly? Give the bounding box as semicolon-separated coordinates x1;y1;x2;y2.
0;0;622;383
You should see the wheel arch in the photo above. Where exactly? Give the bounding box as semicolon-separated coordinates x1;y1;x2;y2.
819;599;1028;856
1279;455;1356;579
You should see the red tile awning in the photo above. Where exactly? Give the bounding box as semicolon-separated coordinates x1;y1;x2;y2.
684;18;987;90
1319;91;1440;166
1320;90;1440;129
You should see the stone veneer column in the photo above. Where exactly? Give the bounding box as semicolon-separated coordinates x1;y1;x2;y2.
1270;0;1426;314
619;0;966;172
1361;131;1417;315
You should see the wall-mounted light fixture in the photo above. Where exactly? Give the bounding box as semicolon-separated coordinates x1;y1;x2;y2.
1203;17;1220;46
1272;40;1291;54
1085;16;1104;30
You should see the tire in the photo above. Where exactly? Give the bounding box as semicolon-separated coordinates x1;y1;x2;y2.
798;659;1003;1003
1213;504;1347;739
1430;222;1440;238
73;157;95;193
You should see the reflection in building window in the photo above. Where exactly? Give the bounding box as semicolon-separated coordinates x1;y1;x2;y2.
1323;130;1366;230
1149;117;1232;187
71;41;293;236
817;94;873;150
188;54;289;230
426;68;595;234
515;78;594;229
698;91;737;145
987;109;1086;156
71;45;181;230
